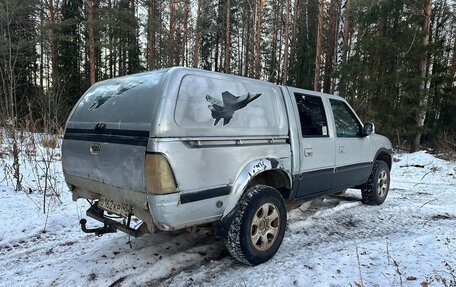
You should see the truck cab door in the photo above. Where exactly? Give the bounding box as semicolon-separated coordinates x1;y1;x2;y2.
288;88;336;198
329;99;373;190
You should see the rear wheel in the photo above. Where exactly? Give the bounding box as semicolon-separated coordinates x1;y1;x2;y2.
225;185;286;265
361;160;390;205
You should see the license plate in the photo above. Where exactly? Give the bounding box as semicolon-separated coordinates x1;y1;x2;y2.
98;196;132;218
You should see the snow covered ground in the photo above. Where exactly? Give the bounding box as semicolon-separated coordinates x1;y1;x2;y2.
0;135;455;287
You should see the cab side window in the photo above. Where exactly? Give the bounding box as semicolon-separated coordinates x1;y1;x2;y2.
329;99;362;137
294;94;329;137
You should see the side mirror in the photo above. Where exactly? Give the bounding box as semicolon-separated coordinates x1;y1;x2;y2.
362;122;375;136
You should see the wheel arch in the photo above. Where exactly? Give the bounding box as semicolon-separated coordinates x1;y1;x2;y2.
374;148;392;170
247;169;292;197
222;158;292;219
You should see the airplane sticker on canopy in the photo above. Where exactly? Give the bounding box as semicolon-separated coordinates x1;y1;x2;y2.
206;91;262;126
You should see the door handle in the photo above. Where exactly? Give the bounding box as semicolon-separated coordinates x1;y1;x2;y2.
304;148;313;157
339;146;345;154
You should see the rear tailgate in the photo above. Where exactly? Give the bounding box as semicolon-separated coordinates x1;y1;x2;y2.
62;71;164;192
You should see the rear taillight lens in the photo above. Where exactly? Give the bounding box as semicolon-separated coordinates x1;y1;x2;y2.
144;154;176;194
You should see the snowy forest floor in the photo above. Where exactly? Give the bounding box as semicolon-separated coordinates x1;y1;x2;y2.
0;134;455;287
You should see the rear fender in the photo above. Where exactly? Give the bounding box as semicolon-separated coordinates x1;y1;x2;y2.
221;158;291;218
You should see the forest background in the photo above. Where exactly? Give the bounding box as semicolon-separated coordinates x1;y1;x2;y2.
1;0;455;153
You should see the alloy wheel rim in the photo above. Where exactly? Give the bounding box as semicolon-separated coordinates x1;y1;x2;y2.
377;170;388;197
250;202;280;251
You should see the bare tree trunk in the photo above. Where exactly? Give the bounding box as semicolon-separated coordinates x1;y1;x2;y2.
411;0;432;152
342;0;351;64
283;0;291;84
193;0;201;68
183;0;190;66
46;45;50;88
268;0;279;82
243;12;249;76
323;0;338;93
254;0;264;78
290;0;299;58
224;0;231;73
314;0;324;91
246;5;255;78
40;0;44;88
217;0;224;72
168;0;177;66
277;3;284;81
334;0;350;94
147;0;155;69
237;26;242;75
241;21;246;76
87;0;96;84
108;0;114;77
450;31;456;82
0;1;22;190
47;0;59;87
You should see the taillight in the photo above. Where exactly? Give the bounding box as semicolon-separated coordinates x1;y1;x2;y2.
144;154;176;194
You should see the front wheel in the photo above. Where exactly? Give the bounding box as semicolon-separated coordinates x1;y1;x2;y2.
361;160;390;205
225;185;286;265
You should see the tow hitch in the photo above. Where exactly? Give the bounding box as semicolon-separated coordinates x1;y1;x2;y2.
80;218;116;236
79;205;117;236
79;204;150;238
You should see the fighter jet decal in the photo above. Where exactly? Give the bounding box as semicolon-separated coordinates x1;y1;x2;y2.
206;91;262;126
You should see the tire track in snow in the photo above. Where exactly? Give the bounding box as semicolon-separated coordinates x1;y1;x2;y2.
159;185;456;287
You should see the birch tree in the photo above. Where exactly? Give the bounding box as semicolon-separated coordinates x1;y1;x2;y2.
411;0;432;152
334;0;350;94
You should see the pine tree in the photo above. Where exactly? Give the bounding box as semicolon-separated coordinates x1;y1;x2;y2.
289;0;318;89
127;0;141;73
57;0;84;125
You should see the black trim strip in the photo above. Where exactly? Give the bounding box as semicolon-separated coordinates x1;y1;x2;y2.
64;128;149;146
180;186;231;204
335;162;372;173
300;167;334;175
65;128;149;137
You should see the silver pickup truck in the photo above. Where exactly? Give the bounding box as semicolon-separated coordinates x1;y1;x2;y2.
62;67;392;265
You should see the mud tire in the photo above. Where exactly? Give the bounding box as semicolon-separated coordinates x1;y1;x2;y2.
361;160;390;205
225;185;286;265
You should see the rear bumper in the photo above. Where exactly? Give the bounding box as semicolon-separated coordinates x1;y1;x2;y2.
64;172;156;231
64;172;148;209
64;172;225;232
147;192;224;231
